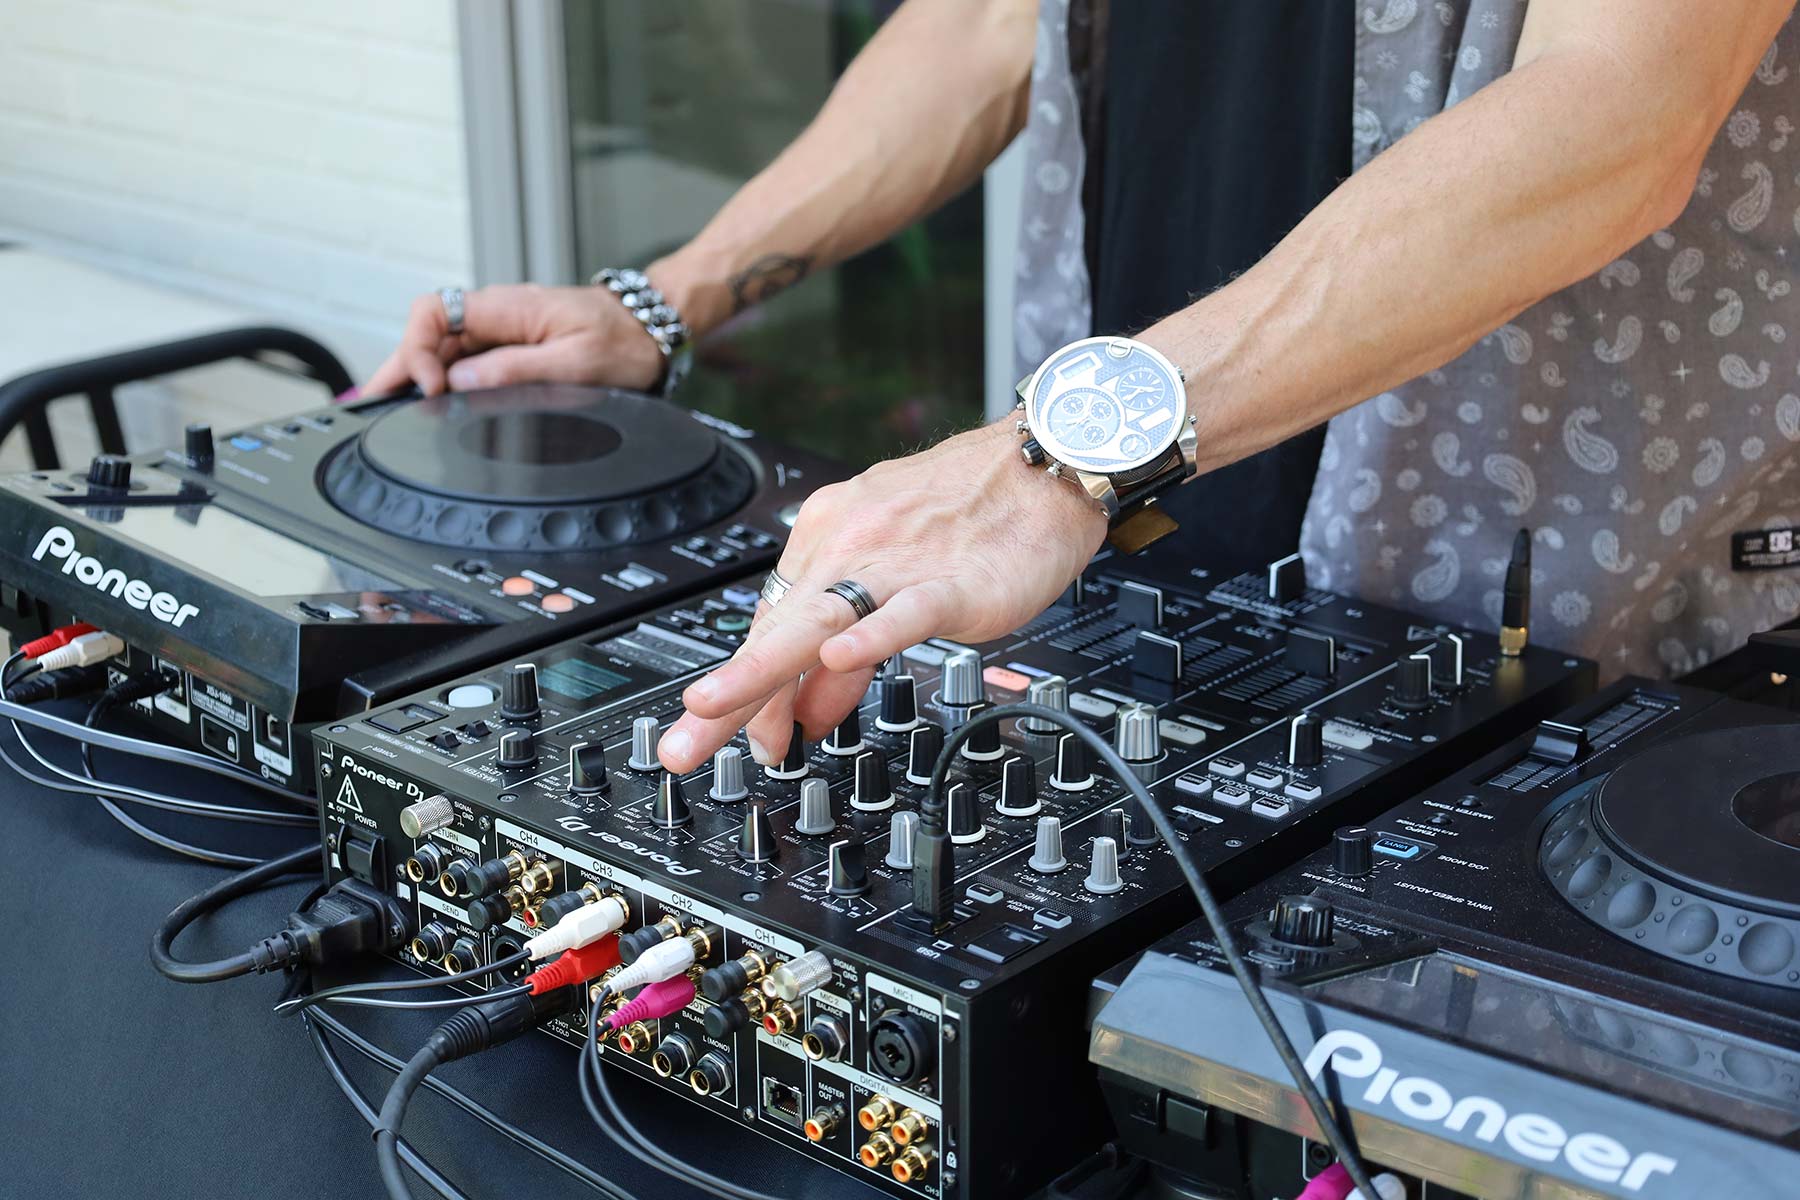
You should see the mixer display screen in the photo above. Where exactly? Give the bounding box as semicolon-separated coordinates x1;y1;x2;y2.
539;658;634;702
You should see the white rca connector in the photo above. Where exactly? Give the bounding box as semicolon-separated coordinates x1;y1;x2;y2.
33;631;124;672
525;895;628;960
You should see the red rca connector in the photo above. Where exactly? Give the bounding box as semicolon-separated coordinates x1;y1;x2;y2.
525;935;622;995
19;623;98;659
604;974;697;1031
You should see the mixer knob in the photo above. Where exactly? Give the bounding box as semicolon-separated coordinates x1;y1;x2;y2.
1084;837;1124;895
1115;703;1162;764
1102;807;1132;859
652;771;692;827
736;802;777;862
500;663;541;721
1132;631;1184;682
1268;552;1305;603
568;741;609;795
824;708;865;757
1332;826;1374;878
1272;894;1335;948
184;423;214;470
85;453;131;491
1028;816;1068;874
905;723;945;786
850;750;894;812
959;701;1004;761
708;746;749;802
1433;632;1466;691
940;649;984;708
766;720;809;780
946;781;985;844
628;717;661;771
496;729;536;770
885;811;918;870
827;833;871;896
1020;675;1070;735
876;673;921;732
1287;713;1323;768
994;755;1041;818
1051;732;1095;792
794;777;837;836
1393;652;1434;710
1120;799;1159;847
398;794;454;840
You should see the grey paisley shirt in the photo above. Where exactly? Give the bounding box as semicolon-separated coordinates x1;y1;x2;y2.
1017;0;1800;680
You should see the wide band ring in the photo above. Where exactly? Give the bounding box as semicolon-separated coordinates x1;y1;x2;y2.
438;286;466;335
759;568;793;607
825;579;878;621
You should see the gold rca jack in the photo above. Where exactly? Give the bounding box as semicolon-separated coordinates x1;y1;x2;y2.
803;1105;844;1144
890;1111;929;1146
739;988;769;1022
891;1143;935;1185
857;1094;898;1133
858;1132;898;1170
615;1021;653;1055
761;1000;799;1036
518;859;557;896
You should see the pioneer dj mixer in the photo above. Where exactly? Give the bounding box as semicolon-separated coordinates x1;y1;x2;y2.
314;550;1591;1199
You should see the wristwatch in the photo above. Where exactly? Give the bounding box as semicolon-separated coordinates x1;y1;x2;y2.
1014;336;1198;554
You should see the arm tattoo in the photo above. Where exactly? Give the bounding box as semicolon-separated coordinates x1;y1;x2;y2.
728;254;813;313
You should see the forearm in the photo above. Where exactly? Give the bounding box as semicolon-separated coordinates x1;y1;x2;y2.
650;0;1034;335
1142;15;1773;476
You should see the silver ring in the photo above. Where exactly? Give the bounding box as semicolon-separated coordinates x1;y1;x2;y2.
759;568;793;607
825;579;878;621
438;286;465;335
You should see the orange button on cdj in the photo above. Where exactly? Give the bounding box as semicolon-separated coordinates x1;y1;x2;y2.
983;665;1032;693
541;593;575;613
501;576;534;597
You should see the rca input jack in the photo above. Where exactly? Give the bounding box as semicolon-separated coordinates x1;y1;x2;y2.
761;1000;799;1036
858;1132;898;1170
519;860;557;895
404;843;451;885
409;921;452;962
688;1052;731;1098
651;1033;696;1079
892;1144;935;1184
803;1105;844;1143
616;1022;654;1055
857;1094;898;1133
802;1014;847;1061
891;1111;929;1146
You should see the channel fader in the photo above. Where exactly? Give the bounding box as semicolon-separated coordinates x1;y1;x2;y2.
314;554;1591;1198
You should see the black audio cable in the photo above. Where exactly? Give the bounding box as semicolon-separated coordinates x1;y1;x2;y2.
274;950;533;1017
374;987;581;1200
923;701;1381;1200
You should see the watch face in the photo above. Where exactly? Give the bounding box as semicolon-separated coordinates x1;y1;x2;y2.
1025;338;1185;472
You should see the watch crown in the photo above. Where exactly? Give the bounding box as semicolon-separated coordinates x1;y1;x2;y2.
1046;462;1063;478
1015;419;1029;434
1020;438;1046;467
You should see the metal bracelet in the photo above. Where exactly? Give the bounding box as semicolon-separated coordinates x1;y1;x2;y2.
591;269;691;391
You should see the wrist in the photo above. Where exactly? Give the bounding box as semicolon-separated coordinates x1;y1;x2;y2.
983;418;1109;550
646;245;734;339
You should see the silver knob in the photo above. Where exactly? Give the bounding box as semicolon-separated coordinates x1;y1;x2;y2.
398;794;454;840
940;648;983;707
885;811;918;870
709;745;749;802
1084;836;1124;895
1115;702;1162;764
1028;816;1067;874
794;777;836;836
628;716;660;772
1021;675;1069;734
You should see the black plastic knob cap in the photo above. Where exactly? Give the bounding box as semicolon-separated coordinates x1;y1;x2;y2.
85;454;131;491
1332;826;1374;878
769;720;809;778
851;750;892;811
827;833;871;896
824;708;864;756
1051;732;1094;790
878;673;919;730
184;423;214;469
1272;894;1335;948
496;729;536;770
568;741;608;794
960;701;1003;759
736;802;777;863
906;722;945;785
501;663;541;721
652;771;692;827
995;755;1040;817
1394;652;1433;710
1288;713;1324;768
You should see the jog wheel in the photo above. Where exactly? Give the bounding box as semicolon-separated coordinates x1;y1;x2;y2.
321;384;755;552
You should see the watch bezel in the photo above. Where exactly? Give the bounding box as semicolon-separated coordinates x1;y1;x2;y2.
1022;336;1187;474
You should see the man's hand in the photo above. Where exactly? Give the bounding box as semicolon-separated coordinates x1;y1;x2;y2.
656;420;1109;774
361;284;667;398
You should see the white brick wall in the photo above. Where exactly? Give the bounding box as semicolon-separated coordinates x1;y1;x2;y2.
0;0;474;379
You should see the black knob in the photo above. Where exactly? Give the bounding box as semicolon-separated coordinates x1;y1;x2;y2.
736;802;777;862
768;720;809;779
1272;894;1335;948
850;749;893;812
960;700;1003;760
1051;732;1094;791
652;771;692;827
568;741;608;794
496;729;536;770
1288;713;1324;767
906;722;944;785
1393;652;1433;710
501;663;541;721
85;454;131;491
184;423;214;469
995;755;1040;818
946;781;985;844
1332;826;1374;878
824;708;865;756
827;832;871;896
878;673;919;731
1103;807;1131;859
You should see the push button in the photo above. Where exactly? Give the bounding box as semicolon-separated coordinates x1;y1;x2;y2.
501;577;535;597
541;593;575;613
965;923;1043;964
1032;908;1073;931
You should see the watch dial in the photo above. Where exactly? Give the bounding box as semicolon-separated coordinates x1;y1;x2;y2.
1025;339;1185;472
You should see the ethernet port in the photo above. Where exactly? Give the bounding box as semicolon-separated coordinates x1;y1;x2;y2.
761;1077;803;1130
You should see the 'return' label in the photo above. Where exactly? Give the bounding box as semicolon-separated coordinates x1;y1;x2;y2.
1732;525;1800;571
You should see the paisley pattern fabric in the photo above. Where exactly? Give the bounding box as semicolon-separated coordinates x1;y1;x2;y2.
1302;4;1800;679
